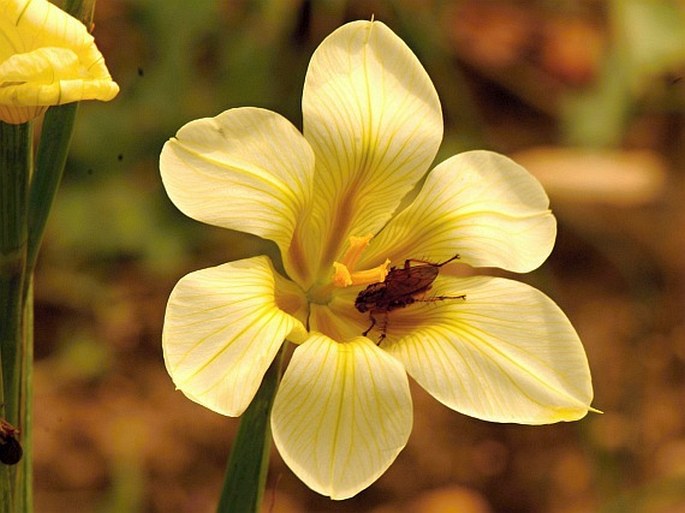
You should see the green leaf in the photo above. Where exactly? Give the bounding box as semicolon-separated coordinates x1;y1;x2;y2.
28;104;78;272
216;347;284;513
0;120;31;513
0;121;31;427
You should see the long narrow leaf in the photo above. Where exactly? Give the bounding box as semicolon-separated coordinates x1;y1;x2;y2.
217;347;284;513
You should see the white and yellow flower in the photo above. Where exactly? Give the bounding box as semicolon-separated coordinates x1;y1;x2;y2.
0;0;119;124
160;20;594;499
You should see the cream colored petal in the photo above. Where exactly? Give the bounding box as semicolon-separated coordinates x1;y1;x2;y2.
272;333;412;499
386;276;593;424
0;0;118;123
160;107;315;265
363;151;556;273
163;256;307;417
299;20;443;275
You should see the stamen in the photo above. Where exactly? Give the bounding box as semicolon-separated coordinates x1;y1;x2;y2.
332;259;390;288
339;234;374;269
332;235;390;288
332;262;352;287
350;259;390;285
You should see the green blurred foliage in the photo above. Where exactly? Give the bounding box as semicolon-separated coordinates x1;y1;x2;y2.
562;0;685;146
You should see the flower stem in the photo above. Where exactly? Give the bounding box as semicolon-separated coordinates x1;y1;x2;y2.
27;104;78;273
1;4;95;512
0;122;30;423
14;285;32;513
216;346;285;513
0;121;31;513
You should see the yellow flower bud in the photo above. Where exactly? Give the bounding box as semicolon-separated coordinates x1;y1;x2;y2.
0;0;119;124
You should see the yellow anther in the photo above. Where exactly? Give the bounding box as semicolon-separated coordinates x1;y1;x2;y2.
339;234;374;269
332;262;353;287
350;259;390;285
332;259;390;288
332;234;390;288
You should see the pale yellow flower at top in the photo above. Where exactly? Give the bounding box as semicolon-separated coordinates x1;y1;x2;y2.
0;0;119;124
160;20;596;500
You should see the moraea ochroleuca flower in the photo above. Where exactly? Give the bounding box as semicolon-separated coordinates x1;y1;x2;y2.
160;20;594;500
0;0;119;124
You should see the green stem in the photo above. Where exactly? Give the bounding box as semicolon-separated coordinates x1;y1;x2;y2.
27;104;78;272
62;0;95;24
0;122;31;513
15;285;32;513
0;122;30;425
21;81;79;513
1;104;77;513
216;347;285;513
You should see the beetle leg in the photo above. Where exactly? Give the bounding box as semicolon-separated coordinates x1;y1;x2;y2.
405;254;461;268
376;313;389;345
362;312;377;337
417;294;467;303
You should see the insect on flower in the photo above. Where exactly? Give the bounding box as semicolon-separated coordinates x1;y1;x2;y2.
0;418;22;465
355;255;466;342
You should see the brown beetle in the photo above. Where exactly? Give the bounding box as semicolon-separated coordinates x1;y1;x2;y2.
0;418;22;465
355;255;465;342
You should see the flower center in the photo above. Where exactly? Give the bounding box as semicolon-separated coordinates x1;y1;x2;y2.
306;234;390;305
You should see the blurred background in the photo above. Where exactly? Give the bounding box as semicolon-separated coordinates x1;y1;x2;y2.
34;0;685;512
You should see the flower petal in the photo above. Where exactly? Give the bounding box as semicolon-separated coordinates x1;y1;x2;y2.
385;276;593;424
163;256;307;417
364;151;556;273
160;107;315;265
0;0;119;124
300;20;443;271
272;334;412;499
